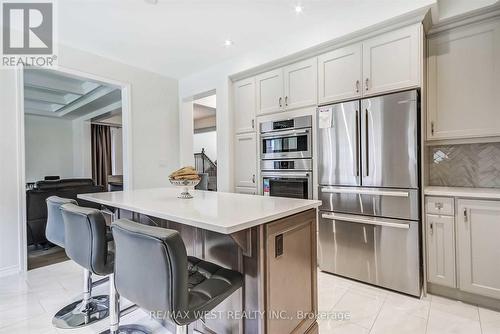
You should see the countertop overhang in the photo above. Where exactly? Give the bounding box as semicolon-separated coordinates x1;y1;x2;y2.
78;188;321;234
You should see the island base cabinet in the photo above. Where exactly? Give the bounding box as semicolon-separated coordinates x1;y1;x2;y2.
263;209;317;334
457;199;500;299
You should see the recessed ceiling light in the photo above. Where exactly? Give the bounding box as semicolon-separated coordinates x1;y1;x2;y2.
295;5;303;13
224;40;234;47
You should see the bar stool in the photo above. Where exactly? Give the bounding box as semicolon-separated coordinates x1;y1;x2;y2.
103;219;244;334
46;196;109;329
54;203;115;328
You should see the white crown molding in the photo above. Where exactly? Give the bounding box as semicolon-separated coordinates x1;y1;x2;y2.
428;3;500;36
230;5;432;81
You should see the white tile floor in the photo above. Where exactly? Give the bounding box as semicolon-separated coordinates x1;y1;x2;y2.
1;261;500;334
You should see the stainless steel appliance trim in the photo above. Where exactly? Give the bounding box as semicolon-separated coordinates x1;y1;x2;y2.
261;171;313;199
261;172;311;178
260;115;312;133
260;159;313;171
260;128;310;138
364;109;369;177
355;109;359;177
321;213;410;229
320;187;409;198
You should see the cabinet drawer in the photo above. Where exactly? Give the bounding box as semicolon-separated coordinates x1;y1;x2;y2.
426;197;454;216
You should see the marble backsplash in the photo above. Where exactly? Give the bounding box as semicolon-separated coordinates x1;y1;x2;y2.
428;143;500;188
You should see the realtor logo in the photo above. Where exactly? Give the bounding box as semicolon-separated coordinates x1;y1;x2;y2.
2;1;56;67
3;2;53;54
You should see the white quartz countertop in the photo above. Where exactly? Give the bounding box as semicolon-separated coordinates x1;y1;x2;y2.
78;188;321;234
424;186;500;200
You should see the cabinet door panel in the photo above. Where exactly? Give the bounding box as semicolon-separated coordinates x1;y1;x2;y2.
318;43;362;104
233;77;256;134
426;214;456;288
363;24;421;96
256;68;283;115
284;58;317;110
234;133;257;188
457;199;500;298
427;19;500;140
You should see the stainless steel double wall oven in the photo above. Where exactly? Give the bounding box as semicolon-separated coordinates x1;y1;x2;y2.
317;90;421;296
260;116;313;199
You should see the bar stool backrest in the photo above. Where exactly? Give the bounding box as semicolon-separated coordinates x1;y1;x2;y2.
61;203;111;276
46;196;77;247
111;219;189;315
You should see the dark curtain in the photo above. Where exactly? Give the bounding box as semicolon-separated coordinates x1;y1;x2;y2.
91;124;112;187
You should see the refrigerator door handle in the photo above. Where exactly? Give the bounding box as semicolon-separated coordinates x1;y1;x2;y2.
355;110;359;177
364;109;369;177
321;213;410;230
320;187;409;197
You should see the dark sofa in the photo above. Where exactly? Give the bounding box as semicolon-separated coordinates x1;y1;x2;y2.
26;178;105;246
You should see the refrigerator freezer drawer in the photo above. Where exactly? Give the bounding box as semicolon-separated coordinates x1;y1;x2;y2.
318;212;421;296
319;186;419;221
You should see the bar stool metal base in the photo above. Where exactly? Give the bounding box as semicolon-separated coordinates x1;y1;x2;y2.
100;324;151;334
52;295;109;329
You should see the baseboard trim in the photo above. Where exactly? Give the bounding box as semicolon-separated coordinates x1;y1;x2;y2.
0;264;20;278
428;282;500;311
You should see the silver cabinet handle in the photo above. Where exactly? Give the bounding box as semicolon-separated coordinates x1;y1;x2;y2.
435;202;443;210
279;97;282;108
321;187;409;197
252;174;255;183
322;213;410;230
431;122;435;136
251;119;255;129
365;78;369;91
356;80;360;93
430;222;433;235
463;208;468;223
285;96;288;107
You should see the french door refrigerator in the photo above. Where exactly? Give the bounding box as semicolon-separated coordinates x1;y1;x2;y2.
317;89;421;296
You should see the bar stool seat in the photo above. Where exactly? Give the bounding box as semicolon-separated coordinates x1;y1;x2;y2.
104;219;243;334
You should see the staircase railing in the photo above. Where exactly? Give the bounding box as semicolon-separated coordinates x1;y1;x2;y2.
194;148;217;190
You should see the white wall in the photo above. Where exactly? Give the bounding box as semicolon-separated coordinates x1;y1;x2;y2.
193;131;217;162
0;44;179;276
24;115;75;183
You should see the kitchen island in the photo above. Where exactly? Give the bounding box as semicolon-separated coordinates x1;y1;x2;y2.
79;188;321;334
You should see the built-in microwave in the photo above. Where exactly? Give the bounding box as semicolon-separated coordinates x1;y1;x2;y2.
260;116;312;160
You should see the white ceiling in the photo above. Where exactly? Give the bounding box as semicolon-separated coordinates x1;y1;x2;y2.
58;0;438;79
24;69;122;120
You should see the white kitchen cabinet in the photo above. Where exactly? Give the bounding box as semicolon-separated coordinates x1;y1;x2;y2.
362;24;421;96
457;199;500;299
427;19;500;140
233;77;256;134
284;58;318;110
426;213;456;288
318;43;362;104
235;187;257;195
234;133;257;188
256;68;284;115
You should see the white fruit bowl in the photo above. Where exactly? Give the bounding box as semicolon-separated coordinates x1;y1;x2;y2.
169;178;200;199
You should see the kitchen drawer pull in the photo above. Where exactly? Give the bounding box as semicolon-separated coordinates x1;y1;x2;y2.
321;188;409;197
322;213;410;229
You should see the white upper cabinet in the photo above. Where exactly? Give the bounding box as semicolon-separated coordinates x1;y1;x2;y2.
427;19;500;140
318;43;362;104
284;58;318;110
457;199;500;299
362;24;421;96
234;132;257;188
234;77;256;134
256;68;284;115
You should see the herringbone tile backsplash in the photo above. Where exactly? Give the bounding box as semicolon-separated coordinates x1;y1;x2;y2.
429;143;500;188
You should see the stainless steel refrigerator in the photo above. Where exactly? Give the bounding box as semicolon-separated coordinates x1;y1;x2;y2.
317;89;421;296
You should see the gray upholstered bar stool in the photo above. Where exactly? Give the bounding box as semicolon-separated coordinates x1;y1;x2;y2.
54;203;115;328
104;219;243;334
46;196;109;329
